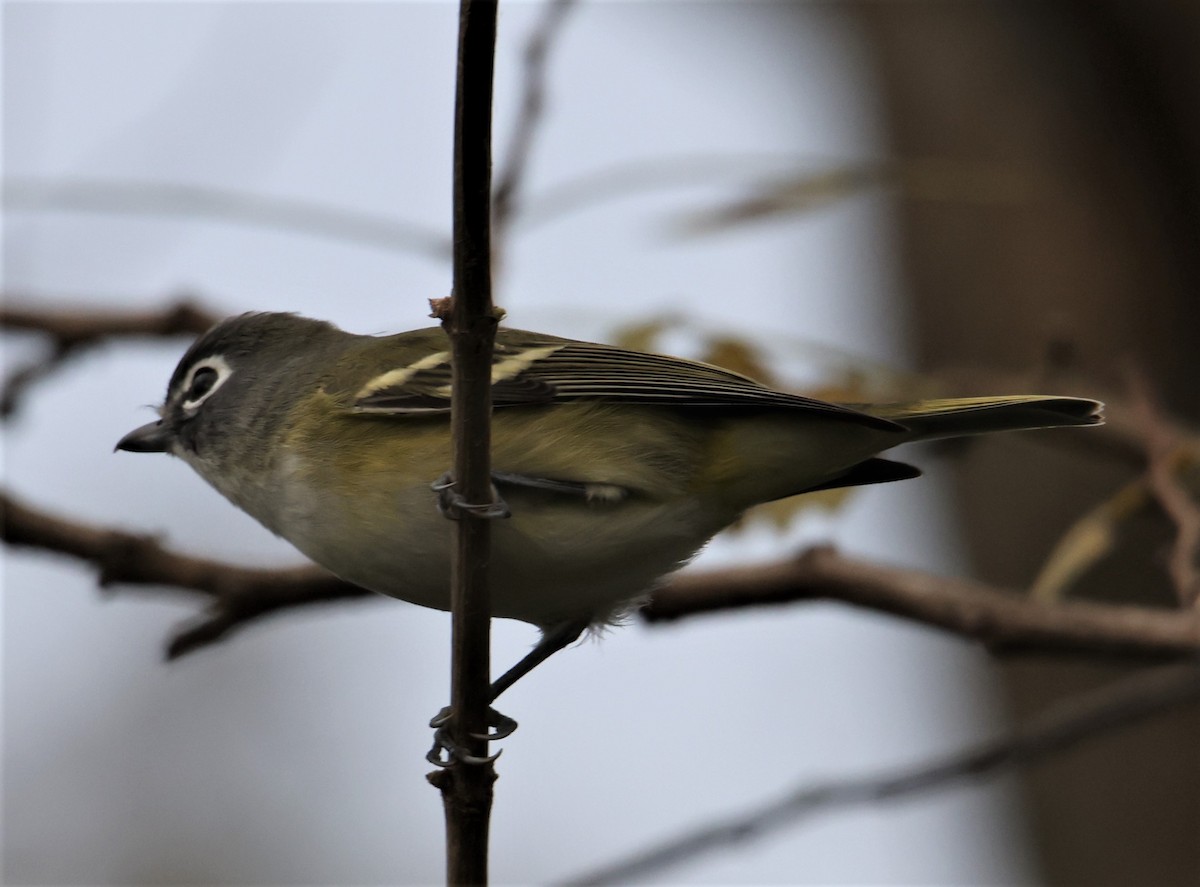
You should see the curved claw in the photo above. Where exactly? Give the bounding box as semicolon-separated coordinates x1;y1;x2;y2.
472;709;518;741
431;472;511;520
454;746;503;766
426;731;454;767
426;726;504;767
426;706;518;766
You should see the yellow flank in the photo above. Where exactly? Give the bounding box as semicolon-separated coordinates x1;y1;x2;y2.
697;413;887;511
285;386;897;524
489;402;705;500
287;393;705;503
287;392;423;491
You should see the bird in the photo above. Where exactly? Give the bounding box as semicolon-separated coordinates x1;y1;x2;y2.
117;311;1102;734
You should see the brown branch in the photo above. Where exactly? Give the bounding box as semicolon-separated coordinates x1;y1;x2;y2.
1;490;370;659
425;0;501;882
563;660;1200;886
491;0;576;256
517;154;800;232
673;164;891;236
0;298;218;343
5;178;453;260
1129;374;1200;605
645;545;1200;659
1;345;73;418
0;298;218;417
10;488;1200;666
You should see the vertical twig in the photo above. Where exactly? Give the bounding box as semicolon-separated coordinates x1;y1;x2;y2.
426;1;500;885
1129;371;1200;606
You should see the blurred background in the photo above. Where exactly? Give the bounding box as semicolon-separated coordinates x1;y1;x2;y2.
5;2;1198;884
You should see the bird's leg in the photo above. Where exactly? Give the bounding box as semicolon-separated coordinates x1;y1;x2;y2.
426;618;591;767
489;618;590;702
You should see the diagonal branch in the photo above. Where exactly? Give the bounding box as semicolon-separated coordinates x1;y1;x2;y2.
561;661;1200;886
5;178;452;260
1129;373;1200;605
492;0;576;254
1;490;370;659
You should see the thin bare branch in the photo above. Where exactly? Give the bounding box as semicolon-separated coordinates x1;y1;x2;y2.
5;177;452;260
672;165;890;236
672;159;1036;237
1129;373;1200;605
424;1;501;881
562;661;1200;886
1;490;370;658
10;488;1200;663
1;298;218;417
516;153;805;231
0;299;218;343
2;344;74;418
647;545;1200;659
492;0;576;253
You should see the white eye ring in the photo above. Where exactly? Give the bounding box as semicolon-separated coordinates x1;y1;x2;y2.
180;355;232;411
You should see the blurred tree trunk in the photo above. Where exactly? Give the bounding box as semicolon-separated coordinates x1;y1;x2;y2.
853;2;1200;884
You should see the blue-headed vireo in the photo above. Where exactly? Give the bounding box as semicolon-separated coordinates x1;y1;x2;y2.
117;312;1102;701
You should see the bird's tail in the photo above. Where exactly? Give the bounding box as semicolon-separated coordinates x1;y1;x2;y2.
865;395;1104;442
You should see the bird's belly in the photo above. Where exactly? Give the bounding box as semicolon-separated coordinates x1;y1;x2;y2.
275;480;721;627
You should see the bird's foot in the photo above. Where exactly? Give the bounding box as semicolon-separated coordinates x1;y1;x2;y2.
431;472;511;519
426;706;519;767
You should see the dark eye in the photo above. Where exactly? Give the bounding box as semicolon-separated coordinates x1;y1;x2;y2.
185;367;219;402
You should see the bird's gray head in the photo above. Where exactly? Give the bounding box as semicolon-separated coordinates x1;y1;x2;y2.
115;312;348;482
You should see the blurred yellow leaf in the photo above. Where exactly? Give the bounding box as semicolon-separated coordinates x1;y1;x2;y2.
609;318;673;354
673;159;1034;238
1032;440;1200;602
674;165;887;235
699;336;776;386
1031;479;1151;602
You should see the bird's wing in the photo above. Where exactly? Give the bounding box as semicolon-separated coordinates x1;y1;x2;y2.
349;329;901;430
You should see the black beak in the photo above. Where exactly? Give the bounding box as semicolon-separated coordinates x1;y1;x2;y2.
115;420;172;453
